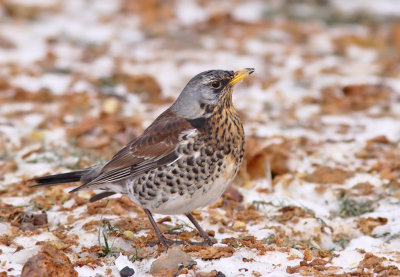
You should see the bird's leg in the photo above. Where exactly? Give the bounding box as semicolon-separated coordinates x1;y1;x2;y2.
144;209;191;249
144;209;171;249
144;209;215;248
185;212;215;246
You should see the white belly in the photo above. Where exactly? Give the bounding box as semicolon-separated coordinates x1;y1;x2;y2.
150;158;237;215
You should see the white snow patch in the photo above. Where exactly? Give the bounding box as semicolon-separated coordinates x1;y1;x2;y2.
175;0;207;25
232;2;266;23
115;254;137;272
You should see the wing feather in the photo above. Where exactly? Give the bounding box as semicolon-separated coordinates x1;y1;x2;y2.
76;109;196;190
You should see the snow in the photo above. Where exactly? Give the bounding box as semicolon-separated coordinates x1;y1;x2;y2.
1;0;400;276
175;0;208;25
115;254;137;272
332;0;400;16
232;2;266;23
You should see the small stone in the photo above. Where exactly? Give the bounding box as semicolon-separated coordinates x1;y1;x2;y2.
33;213;47;226
120;266;135;277
30;131;44;140
150;248;196;276
20;212;48;232
209;211;224;225
102;97;119;114
206;230;215;237
123;230;135;240
223;186;243;202
231;220;246;232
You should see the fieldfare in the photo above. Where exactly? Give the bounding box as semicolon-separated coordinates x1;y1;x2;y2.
31;68;254;249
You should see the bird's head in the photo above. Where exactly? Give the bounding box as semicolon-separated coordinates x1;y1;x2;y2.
171;68;254;119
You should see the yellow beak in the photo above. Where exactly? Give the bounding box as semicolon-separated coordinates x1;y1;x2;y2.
228;68;255;86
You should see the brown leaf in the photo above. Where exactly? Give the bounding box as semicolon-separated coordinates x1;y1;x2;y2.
358;253;384;270
278;206;311;223
12;89;55;103
303;249;313;261
321;84;391;114
333;34;384;54
67;117;97;137
105;73;163;104
0;160;18;178
245;136;293;180
351;182;374;196
21;245;77;277
195;246;235;260
265;143;291;176
367;135;391;145
196;270;225;277
87;200;107;215
358;217;388;235
390;23;400;52
120;0;175;31
234;207;263;222
0;34;16;49
247;151;269;180
286;265;299;274
77;135;111;149
0;235;12;246
307;166;353;185
222;185;243;202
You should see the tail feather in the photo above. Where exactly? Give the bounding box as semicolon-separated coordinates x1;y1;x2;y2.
29;165;120;203
30;170;86;187
89;191;116;202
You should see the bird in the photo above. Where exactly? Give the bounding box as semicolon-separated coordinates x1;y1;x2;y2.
30;68;254;249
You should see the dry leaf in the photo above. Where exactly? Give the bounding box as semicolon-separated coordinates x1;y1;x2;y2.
307;166;353;185
21;245;77;277
358;217;387;235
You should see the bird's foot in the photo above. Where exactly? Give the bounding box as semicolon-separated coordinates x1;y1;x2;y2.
164;236;215;246
148;235;215;249
184;237;215;246
200;236;215;246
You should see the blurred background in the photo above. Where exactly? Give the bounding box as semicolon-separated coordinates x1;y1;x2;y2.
1;0;400;179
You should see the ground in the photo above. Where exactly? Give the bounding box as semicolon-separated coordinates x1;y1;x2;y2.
1;0;400;276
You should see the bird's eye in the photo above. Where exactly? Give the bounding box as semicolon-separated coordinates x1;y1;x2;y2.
211;81;221;89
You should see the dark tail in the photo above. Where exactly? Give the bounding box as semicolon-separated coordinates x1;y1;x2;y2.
30;167;117;202
30;170;86;187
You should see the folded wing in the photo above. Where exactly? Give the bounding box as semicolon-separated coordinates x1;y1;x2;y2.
70;109;195;192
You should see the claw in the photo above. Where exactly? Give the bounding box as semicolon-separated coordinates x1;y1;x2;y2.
148;235;215;249
144;209;216;251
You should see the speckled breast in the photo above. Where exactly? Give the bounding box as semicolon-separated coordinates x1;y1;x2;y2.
130;109;244;215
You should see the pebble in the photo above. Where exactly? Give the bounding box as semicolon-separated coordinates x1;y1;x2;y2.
120;266;135;277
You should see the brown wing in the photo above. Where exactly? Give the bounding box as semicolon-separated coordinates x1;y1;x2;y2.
77;109;195;188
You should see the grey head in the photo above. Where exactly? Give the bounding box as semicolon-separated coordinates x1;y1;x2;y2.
171;69;236;119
